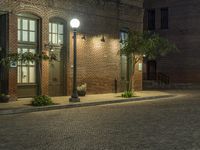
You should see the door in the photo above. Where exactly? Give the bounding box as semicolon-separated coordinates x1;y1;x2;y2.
48;21;65;96
147;60;157;80
0;13;8;93
48;47;65;96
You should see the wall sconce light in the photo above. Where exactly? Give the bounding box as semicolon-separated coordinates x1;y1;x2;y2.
81;35;86;40
101;35;105;42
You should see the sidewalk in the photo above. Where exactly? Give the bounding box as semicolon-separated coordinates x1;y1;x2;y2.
0;91;175;115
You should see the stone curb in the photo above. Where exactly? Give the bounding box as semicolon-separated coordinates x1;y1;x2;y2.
0;95;175;115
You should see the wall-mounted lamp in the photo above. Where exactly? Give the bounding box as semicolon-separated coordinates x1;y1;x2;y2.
81;35;86;40
101;35;105;42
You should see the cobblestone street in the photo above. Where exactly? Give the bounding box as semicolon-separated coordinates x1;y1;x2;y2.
0;90;200;150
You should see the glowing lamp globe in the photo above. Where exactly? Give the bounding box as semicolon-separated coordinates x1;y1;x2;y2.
70;18;80;29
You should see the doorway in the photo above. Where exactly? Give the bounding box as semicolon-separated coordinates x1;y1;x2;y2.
147;60;157;80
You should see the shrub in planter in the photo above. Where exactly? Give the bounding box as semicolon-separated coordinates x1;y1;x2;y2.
77;83;87;96
0;94;10;103
121;91;134;98
32;95;53;106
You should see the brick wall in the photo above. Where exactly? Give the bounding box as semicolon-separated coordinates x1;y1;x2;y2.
144;0;200;84
0;0;144;98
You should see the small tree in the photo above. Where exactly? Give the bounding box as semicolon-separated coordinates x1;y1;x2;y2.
120;31;178;91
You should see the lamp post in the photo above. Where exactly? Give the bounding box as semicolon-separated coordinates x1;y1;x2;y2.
69;18;80;102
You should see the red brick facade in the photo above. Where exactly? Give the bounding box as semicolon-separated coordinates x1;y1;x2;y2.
0;0;144;100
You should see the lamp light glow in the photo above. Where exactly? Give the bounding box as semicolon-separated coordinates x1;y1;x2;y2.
70;18;80;29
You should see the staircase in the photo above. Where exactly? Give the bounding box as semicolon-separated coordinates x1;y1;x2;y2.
143;73;200;90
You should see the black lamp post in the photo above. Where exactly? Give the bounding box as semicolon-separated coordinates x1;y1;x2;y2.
69;18;80;102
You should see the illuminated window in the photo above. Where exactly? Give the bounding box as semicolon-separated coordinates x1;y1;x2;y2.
49;22;64;45
17;16;38;84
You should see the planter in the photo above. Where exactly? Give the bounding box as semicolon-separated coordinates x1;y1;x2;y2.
0;95;10;103
77;91;86;96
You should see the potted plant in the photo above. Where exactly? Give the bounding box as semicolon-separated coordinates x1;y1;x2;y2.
77;83;87;96
0;93;10;103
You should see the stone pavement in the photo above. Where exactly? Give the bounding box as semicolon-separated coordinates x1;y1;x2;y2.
0;91;175;115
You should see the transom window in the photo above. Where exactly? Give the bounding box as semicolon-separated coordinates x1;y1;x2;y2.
49;22;64;45
18;17;37;43
17;16;38;84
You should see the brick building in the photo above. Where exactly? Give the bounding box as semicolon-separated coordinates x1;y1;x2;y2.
0;0;144;100
143;0;200;88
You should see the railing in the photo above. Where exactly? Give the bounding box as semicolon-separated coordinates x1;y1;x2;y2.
143;72;170;85
157;72;170;85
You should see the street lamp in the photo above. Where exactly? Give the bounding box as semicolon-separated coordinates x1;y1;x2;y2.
69;18;80;102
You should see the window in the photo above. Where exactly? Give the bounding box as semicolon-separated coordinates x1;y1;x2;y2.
120;31;128;80
49;22;64;45
147;9;155;30
161;8;169;29
17;48;36;83
17;16;38;84
18;18;37;43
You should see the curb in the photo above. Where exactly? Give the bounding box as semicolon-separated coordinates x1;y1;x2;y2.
0;95;175;115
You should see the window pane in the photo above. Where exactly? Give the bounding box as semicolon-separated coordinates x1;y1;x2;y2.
58;35;63;44
22;48;28;53
22;67;28;83
18;30;21;41
17;48;21;65
52;34;58;44
18;19;21;29
29;67;36;83
29;49;35;54
49;34;52;43
121;55;127;80
22;19;28;30
29;20;36;31
49;23;52;32
22;31;28;41
58;24;63;34
52;23;57;33
17;67;21;83
29;32;36;42
29;49;36;65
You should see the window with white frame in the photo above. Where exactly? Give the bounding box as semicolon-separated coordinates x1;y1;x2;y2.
17;16;37;84
49;22;64;45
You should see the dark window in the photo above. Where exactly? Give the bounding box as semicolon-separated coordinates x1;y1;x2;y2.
147;9;155;30
161;8;168;29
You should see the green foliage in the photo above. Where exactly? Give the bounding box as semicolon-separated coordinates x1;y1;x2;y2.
77;83;87;92
120;31;178;61
32;95;53;106
120;31;178;91
0;51;57;67
121;91;134;98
